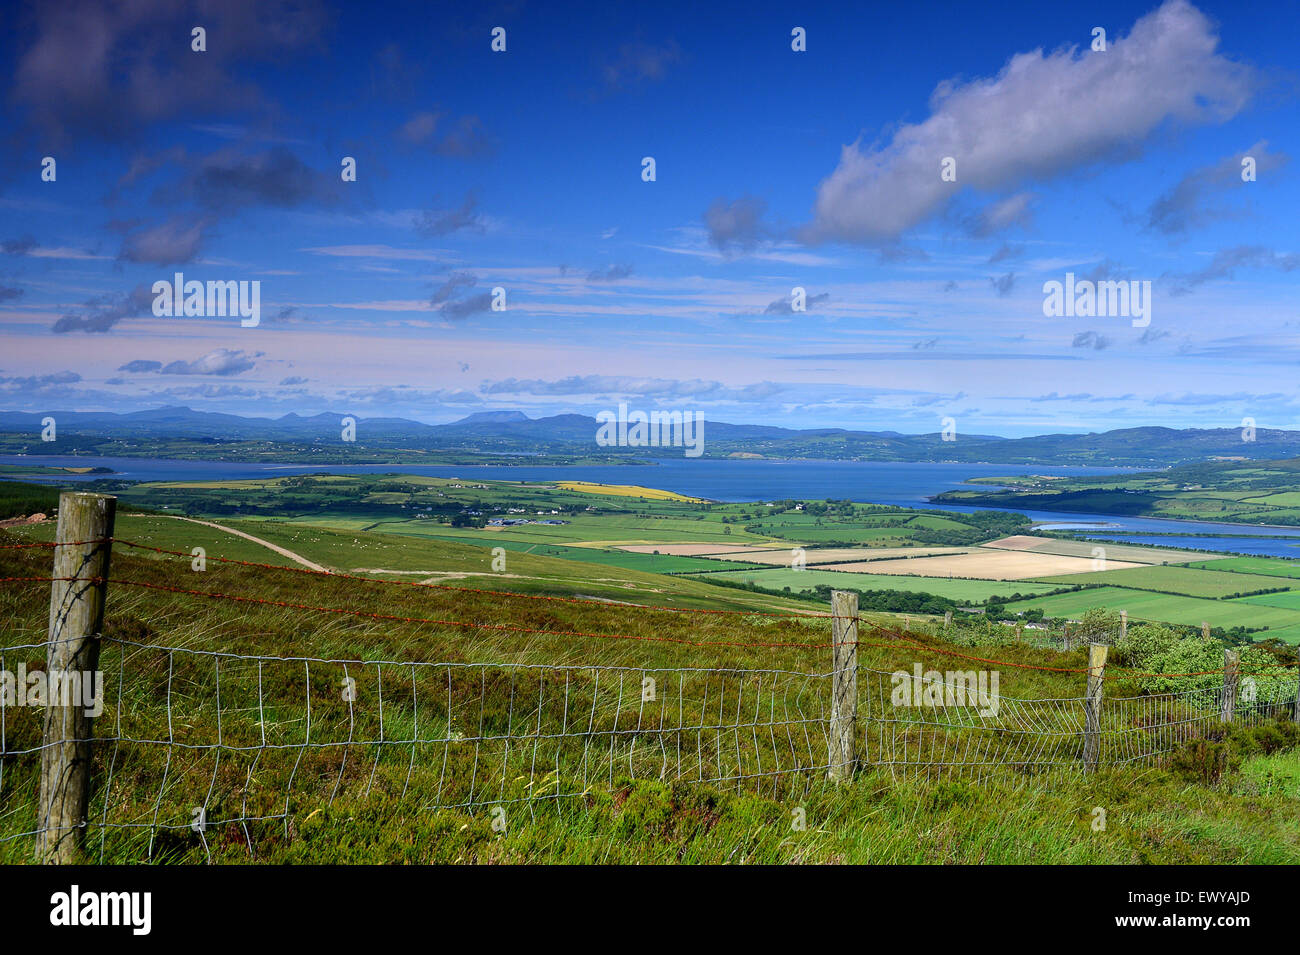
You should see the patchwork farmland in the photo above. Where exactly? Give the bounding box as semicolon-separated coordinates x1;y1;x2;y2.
18;472;1300;643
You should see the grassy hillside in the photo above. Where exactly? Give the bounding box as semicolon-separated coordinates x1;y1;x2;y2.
4;522;1300;864
3;512;819;614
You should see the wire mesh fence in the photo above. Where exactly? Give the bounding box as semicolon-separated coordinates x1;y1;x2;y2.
0;634;833;860
859;663;1300;782
861;665;1090;782
5;628;1298;857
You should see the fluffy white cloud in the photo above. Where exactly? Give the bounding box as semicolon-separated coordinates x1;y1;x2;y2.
805;0;1255;244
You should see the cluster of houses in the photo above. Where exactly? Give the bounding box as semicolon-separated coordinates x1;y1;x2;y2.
487;517;569;526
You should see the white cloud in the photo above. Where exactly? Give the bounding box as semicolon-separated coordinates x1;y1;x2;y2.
804;0;1255;244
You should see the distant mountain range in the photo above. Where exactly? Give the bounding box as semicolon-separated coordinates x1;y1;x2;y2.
0;406;1295;468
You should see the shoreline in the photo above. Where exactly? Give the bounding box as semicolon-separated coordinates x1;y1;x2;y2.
5;454;1300;538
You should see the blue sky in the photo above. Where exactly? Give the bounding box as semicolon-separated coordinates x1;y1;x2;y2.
1;0;1296;436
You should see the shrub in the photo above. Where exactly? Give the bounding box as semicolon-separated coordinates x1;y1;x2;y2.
1170;734;1237;785
1170;720;1300;785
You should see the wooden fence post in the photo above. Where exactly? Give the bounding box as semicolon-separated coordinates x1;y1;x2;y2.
1119;610;1127;642
1202;621;1210;640
1082;642;1108;772
943;610;952;630
1062;622;1070;652
828;590;858;782
1221;649;1240;725
35;492;115;864
1294;657;1300;723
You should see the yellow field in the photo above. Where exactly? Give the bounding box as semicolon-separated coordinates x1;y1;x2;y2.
555;481;703;502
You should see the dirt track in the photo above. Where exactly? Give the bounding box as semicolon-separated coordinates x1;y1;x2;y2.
165;516;330;573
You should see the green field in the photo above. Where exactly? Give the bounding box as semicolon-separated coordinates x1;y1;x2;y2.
766;525;922;544
902;514;972;531
1005;586;1300;640
1234;591;1300;612
1037;564;1298;598
1243;492;1300;507
1186;556;1300;578
389;534;763;574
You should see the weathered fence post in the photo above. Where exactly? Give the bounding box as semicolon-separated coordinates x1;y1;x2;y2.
1294;657;1300;723
1062;622;1070;652
828;590;858;782
1202;621;1210;640
1082;642;1108;772
943;610;952;630
35;492;115;864
1119;610;1127;642
1221;649;1240;725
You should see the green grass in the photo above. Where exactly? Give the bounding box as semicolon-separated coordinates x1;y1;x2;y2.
396;535;762;574
143;764;1300;864
3;513;817;615
1036;564;1297;598
11;511;319;567
1234;591;1300;611
0;478;63;521
1187;556;1300;578
1243;492;1300;507
903;515;972;531
1236;749;1300;798
769;525;918;543
1005;586;1300;638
